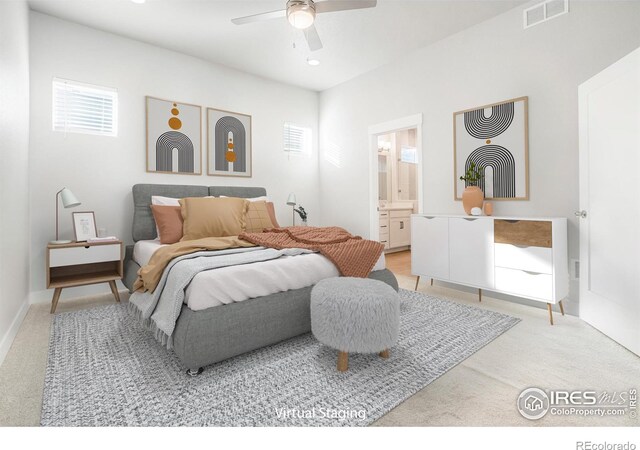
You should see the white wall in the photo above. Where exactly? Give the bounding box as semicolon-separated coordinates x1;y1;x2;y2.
0;0;31;364
318;1;640;315
29;12;320;301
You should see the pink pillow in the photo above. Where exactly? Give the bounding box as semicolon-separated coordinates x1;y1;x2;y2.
150;205;183;244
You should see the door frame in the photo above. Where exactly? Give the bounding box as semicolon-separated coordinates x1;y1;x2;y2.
368;114;424;240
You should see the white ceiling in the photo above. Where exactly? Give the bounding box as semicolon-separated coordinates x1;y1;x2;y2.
28;0;526;91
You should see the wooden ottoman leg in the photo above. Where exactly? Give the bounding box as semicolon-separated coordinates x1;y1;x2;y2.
379;349;390;359
337;351;349;372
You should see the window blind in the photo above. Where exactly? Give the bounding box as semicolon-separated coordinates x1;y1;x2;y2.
53;78;118;136
283;122;311;154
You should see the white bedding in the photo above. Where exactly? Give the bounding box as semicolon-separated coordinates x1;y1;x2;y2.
132;239;386;311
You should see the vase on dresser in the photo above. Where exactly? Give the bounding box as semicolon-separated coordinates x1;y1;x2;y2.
462;186;484;215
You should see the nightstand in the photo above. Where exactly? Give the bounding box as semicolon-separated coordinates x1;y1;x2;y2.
46;240;124;313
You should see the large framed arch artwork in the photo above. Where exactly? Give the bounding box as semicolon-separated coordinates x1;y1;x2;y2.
207;107;252;178
454;96;529;200
146;97;202;175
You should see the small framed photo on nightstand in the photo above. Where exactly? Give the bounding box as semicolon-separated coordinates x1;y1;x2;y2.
72;211;97;242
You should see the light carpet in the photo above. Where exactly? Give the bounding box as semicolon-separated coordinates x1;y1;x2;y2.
41;289;519;426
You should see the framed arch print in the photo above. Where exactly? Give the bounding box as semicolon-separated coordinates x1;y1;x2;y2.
454;96;529;200
146;96;202;175
207;107;252;177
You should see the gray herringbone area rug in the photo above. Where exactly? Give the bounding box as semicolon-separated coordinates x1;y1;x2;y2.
41;289;519;426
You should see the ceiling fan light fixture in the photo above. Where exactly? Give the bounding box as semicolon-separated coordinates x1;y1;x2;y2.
287;1;316;30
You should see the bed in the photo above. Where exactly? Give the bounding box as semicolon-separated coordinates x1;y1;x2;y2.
122;184;399;374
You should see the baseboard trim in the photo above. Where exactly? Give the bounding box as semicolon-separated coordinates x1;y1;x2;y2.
0;299;30;367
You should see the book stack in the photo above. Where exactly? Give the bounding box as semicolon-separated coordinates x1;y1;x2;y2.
87;236;118;243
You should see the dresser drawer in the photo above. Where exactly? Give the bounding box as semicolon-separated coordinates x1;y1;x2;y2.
495;243;553;274
49;244;121;268
390;209;411;218
494;220;552;248
379;211;389;219
495;267;553;301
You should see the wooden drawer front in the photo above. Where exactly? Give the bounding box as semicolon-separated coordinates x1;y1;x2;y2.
50;244;121;268
495;243;553;274
494;220;552;248
495;267;553;301
390;209;411;218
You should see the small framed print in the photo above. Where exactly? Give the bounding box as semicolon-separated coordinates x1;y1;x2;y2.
72;211;97;242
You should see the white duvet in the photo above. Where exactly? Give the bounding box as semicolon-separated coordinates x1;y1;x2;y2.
133;239;386;311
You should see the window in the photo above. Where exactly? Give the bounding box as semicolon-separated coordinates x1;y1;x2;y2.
283;122;312;155
400;145;418;164
52;78;118;136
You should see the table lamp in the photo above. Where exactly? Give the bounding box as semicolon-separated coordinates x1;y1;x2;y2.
286;193;297;226
51;187;81;244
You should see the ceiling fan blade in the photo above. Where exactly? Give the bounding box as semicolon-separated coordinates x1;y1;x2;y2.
303;25;323;52
231;9;286;25
315;0;377;14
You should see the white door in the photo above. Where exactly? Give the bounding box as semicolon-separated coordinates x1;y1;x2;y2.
449;217;494;289
578;47;640;356
411;216;449;280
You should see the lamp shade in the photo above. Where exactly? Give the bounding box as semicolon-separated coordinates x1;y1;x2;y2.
286;193;297;206
60;188;81;208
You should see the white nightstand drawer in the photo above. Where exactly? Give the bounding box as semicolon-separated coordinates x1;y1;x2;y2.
495;267;553;301
50;244;121;268
495;243;553;274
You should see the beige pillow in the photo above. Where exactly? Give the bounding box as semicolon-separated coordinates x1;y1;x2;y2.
266;202;280;228
245;201;276;233
180;197;248;241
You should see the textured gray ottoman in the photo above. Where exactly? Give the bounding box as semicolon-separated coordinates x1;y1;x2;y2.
311;277;400;372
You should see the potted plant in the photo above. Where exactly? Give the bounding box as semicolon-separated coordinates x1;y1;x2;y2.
294;206;308;226
459;162;485;215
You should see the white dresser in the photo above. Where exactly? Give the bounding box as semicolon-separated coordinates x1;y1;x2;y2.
411;214;569;324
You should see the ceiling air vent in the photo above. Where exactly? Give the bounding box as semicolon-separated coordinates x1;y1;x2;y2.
523;0;569;29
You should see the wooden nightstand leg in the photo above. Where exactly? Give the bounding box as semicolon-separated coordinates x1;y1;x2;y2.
559;300;565;316
478;288;482;302
50;288;62;314
379;349;390;359
414;276;420;291
547;303;554;325
430;278;434;286
108;281;121;303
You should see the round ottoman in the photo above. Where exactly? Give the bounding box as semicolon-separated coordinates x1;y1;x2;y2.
311;277;400;372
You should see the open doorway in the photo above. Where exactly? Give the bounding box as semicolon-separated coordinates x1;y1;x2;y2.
368;114;423;276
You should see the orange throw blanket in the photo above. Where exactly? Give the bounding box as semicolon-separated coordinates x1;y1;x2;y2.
239;226;384;278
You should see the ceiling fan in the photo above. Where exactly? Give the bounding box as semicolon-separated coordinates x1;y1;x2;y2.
231;0;377;52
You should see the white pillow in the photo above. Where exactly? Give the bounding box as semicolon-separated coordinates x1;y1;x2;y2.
151;195;181;207
218;195;268;202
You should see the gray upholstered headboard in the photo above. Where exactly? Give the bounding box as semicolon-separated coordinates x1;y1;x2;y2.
131;184;267;242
